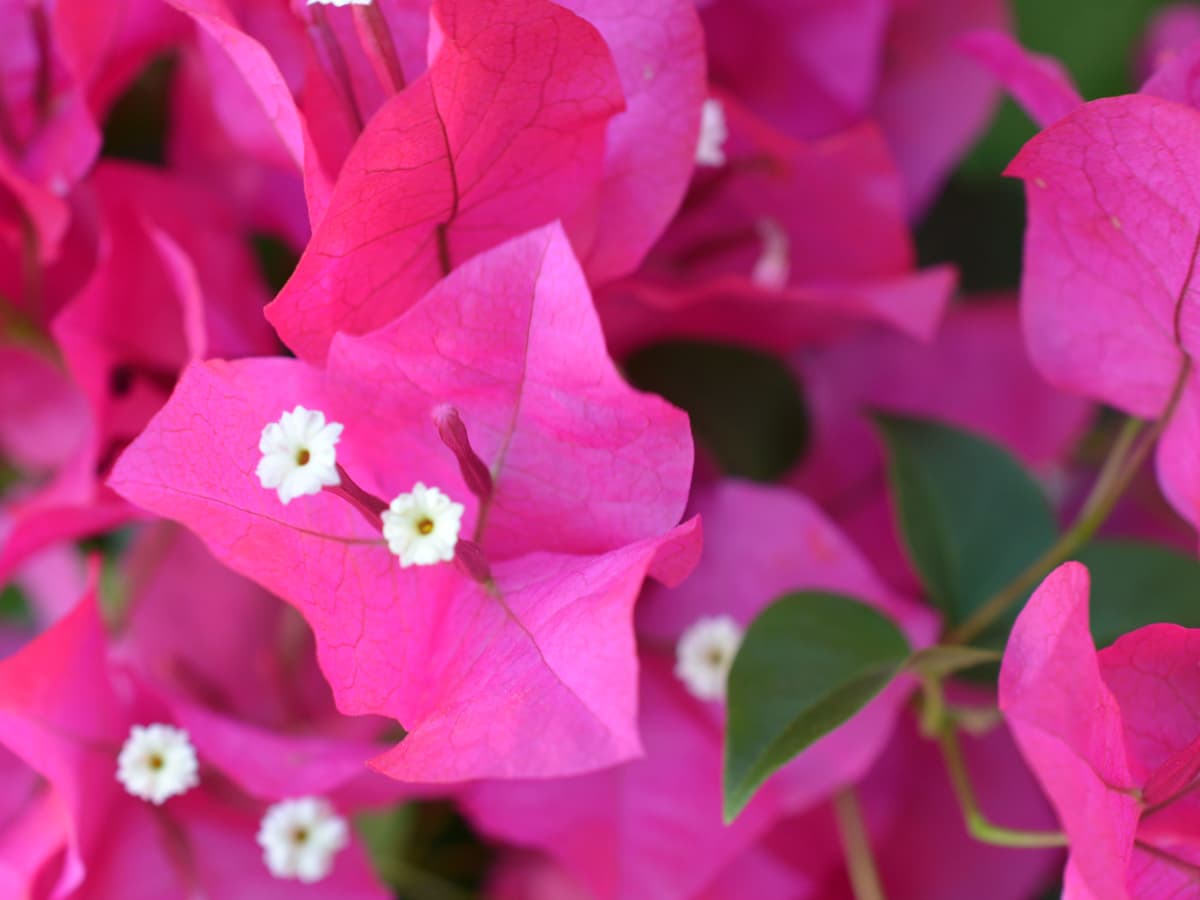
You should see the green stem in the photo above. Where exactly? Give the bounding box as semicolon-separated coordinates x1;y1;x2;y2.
938;728;1067;849
947;359;1192;646
833;788;887;900
917;674;946;738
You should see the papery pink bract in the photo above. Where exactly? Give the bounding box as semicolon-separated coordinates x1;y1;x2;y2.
555;0;706;283
463;656;785;900
1137;4;1200;84
0;0;183;252
702;0;890;140
599;99;954;356
997;562;1200;899
111;225;699;782
958;29;1084;129
0;161;277;584
1008;96;1200;416
265;0;625;360
871;0;1009;214
119;525;407;807
0;583;388;897
464;480;938;900
701;0;1007;215
1005;94;1200;529
0;343;87;475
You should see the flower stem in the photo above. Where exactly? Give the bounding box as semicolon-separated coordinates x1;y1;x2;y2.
833;787;887;900
946;359;1192;646
938;727;1067;849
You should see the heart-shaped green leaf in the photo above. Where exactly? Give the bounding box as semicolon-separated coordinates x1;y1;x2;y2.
723;592;911;822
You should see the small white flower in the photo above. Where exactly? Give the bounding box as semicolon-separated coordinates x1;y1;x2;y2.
116;723;200;804
256;406;343;505
382;482;464;567
751;218;790;289
675;615;744;702
257;797;349;883
695;98;729;168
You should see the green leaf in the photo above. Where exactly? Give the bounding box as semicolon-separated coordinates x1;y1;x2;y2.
1078;540;1200;647
723;593;911;822
875;415;1056;636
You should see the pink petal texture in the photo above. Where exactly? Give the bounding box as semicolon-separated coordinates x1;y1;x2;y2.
119;525;403;806
1137;4;1200;85
464;482;945;900
0;344;87;474
1007;94;1200;418
111;226;698;782
557;0;706;283
702;0;890;140
0;582;126;896
873;0;1009;215
326;225;693;559
1141;31;1200;109
999;563;1140;900
599;101;954;356
266;0;625;361
0;576;391;896
163;0;310;173
462;655;786;900
958;29;1084;129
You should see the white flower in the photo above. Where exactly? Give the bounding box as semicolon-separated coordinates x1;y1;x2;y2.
308;0;371;6
382;482;464;567
751;218;790;289
256;406;343;505
116;723;200;804
257;797;349;883
695;98;728;168
675;615;744;702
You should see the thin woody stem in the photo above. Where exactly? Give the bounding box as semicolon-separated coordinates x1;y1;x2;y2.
833;788;887;900
938;727;1068;849
947;358;1192;646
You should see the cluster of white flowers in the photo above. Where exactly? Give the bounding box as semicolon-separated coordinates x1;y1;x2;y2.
257;409;466;567
675;615;745;702
116;724;349;882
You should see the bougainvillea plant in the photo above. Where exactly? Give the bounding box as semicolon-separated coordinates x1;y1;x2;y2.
7;0;1200;897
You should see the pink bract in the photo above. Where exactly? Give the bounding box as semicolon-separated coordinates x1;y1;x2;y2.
598;97;954;357
1001;561;1200;898
0;585;388;896
464;481;938;900
264;0;626;360
111;225;699;783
